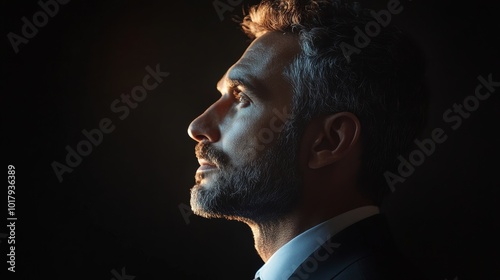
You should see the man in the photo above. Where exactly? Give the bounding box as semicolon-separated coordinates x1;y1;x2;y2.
187;0;428;279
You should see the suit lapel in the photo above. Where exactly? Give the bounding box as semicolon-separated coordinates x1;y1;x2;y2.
288;214;392;280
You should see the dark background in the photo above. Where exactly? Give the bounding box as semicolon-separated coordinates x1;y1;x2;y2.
2;0;499;279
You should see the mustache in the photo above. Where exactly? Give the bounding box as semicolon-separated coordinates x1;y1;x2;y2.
195;141;230;167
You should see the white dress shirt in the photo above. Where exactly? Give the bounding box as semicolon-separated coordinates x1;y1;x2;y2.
254;205;380;280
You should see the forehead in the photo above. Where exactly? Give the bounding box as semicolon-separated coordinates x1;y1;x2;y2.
217;32;300;95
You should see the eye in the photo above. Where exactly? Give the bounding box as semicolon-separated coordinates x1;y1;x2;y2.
232;89;251;107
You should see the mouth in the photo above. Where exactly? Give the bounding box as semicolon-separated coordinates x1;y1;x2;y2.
196;158;218;172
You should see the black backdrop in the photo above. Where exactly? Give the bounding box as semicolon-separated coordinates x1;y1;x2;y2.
2;0;500;279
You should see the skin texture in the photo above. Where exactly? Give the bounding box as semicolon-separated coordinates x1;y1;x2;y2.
188;32;298;165
188;31;374;262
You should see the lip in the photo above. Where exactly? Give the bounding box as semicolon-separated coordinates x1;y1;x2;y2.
196;158;217;172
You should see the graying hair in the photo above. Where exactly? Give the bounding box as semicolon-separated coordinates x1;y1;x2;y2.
241;0;428;203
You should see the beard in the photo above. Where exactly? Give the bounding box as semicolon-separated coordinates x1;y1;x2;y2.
190;120;302;224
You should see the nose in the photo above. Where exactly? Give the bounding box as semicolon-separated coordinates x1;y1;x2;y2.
187;102;222;143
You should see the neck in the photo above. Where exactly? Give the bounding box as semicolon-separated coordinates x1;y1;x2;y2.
247;215;298;262
245;198;376;262
245;209;321;262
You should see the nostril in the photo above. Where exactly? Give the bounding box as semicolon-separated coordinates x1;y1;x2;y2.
188;116;219;143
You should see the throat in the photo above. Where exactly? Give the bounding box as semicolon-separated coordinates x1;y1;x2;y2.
247;217;299;262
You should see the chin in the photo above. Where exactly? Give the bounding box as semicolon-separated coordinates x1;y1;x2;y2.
190;183;215;216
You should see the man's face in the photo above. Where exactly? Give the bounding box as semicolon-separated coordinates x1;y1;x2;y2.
187;32;302;223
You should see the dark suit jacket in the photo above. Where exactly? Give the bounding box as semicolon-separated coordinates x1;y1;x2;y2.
288;214;428;280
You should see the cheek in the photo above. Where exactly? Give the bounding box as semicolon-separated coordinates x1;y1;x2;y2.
220;110;275;164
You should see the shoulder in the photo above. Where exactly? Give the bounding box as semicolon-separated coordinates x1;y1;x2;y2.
289;214;428;280
330;248;427;280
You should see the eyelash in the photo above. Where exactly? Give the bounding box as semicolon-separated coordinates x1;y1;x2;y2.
232;88;250;106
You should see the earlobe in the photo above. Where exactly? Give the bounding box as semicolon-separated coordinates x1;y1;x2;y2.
308;112;361;169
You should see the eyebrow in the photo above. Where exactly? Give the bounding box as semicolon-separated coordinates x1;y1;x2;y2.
227;73;257;91
217;67;264;96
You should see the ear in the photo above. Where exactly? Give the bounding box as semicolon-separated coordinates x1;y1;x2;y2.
308;112;361;169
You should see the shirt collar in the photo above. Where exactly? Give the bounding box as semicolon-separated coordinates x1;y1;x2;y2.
255;205;380;280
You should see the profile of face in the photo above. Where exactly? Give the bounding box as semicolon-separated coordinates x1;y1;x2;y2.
187;32;303;224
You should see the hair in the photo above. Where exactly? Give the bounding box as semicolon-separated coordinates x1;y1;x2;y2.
240;0;428;204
